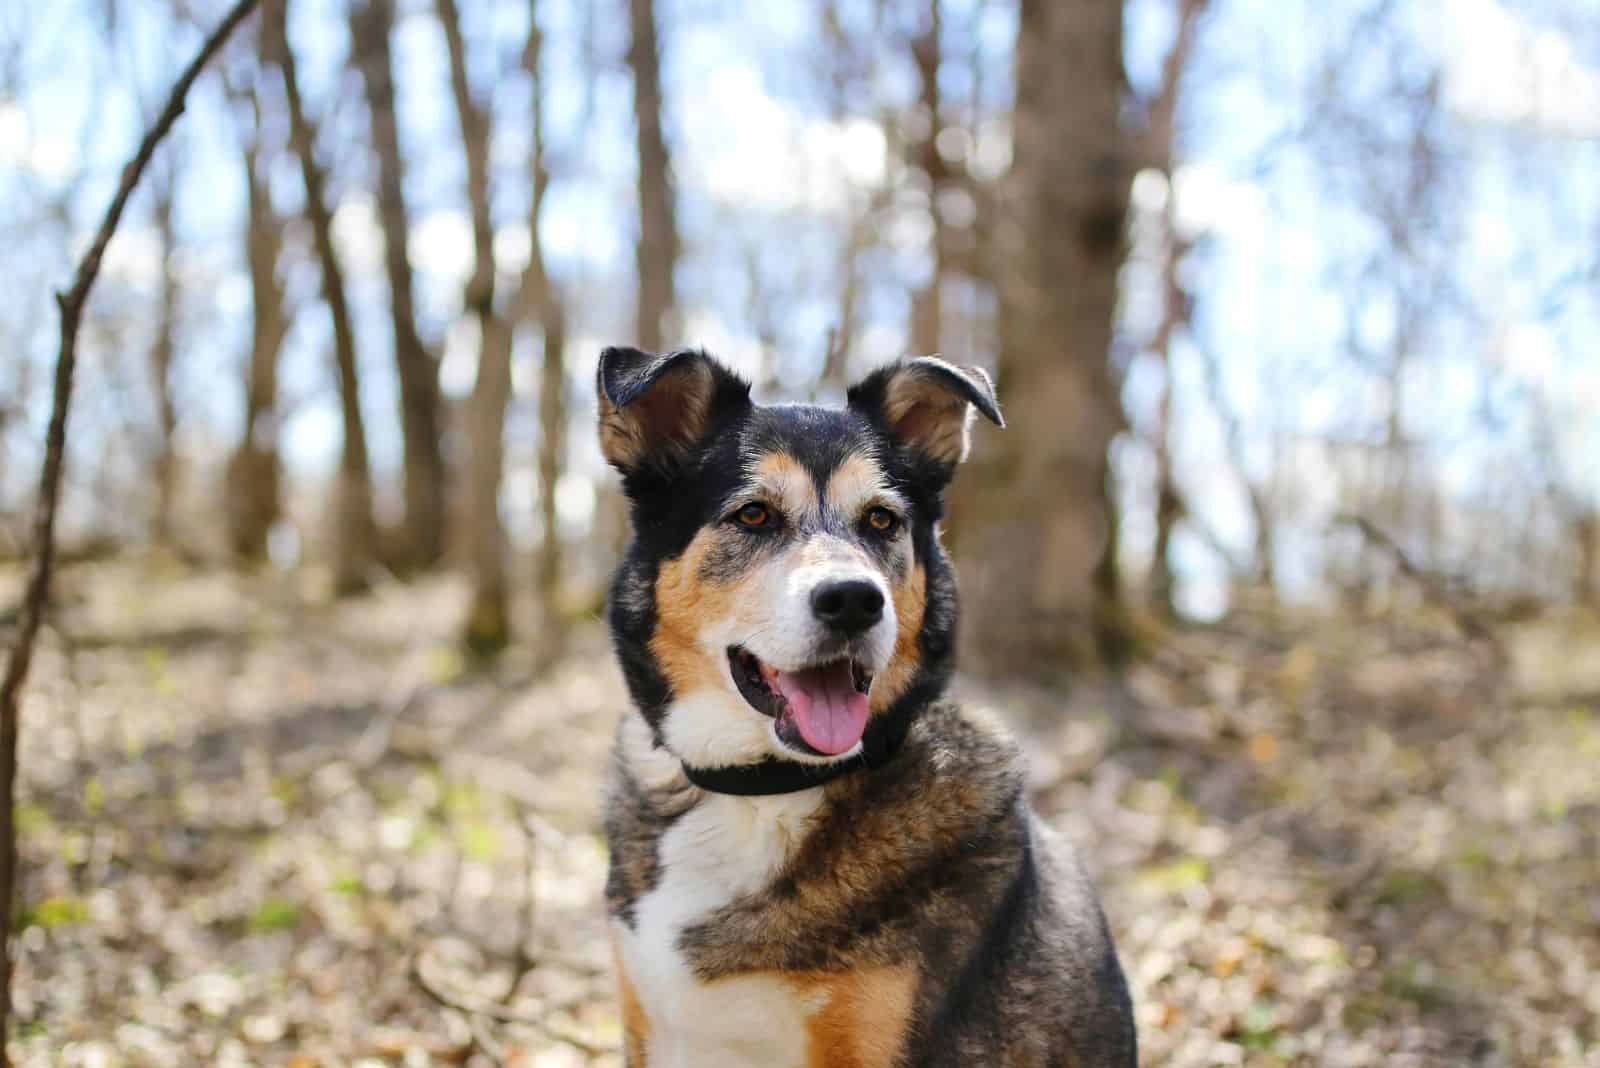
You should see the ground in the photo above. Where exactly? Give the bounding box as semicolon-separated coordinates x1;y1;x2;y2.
5;561;1598;1066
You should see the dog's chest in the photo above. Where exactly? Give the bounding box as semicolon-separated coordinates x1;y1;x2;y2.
616;791;824;1068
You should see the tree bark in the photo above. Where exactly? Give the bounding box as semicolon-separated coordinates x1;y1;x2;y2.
436;0;513;653
521;0;567;658
950;0;1133;676
1577;513;1599;606
268;0;379;595
148;171;180;548
1146;0;1208;616
627;0;677;351
908;0;946;358
351;0;447;571
0;1;261;1055
224;77;287;562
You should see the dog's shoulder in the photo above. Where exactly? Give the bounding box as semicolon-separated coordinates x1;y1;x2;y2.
894;704;1137;1067
603;714;696;927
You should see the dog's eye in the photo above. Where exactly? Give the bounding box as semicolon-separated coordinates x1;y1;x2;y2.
865;507;899;535
734;502;774;529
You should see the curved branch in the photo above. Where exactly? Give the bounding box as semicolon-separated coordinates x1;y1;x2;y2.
410;947;611;1058
0;0;262;1053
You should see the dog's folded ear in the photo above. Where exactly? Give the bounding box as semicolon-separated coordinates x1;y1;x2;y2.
597;346;751;474
847;357;1003;473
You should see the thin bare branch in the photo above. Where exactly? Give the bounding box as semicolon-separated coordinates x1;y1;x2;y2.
1335;513;1502;656
0;0;261;1054
410;947;611;1058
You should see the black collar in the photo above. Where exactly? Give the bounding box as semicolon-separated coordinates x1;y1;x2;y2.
682;754;865;795
680;716;910;797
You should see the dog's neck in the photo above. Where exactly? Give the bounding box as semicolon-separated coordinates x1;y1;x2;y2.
672;705;914;796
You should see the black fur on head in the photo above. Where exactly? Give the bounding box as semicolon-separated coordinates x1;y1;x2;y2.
598;346;1002;761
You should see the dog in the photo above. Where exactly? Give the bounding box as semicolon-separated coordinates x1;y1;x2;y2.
598;346;1135;1067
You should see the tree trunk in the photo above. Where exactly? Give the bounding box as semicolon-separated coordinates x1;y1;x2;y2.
352;0;447;571
1577;513;1599;607
909;0;946;358
627;0;677;351
0;0;261;1054
521;0;567;660
147;172;180;548
950;0;1133;676
1146;0;1208;617
534;306;566;616
225;81;287;562
268;0;379;594
437;0;512;653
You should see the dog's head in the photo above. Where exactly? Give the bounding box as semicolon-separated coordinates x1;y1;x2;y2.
599;346;1002;770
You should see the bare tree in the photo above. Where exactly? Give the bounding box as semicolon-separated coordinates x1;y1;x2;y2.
146;160;181;548
1144;0;1208;615
436;0;514;652
908;0;946;357
223;61;288;561
952;0;1134;674
266;0;379;594
627;0;677;351
351;0;447;570
1195;336;1275;587
520;0;568;658
0;0;261;1051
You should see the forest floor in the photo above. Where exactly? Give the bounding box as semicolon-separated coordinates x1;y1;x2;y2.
4;559;1599;1067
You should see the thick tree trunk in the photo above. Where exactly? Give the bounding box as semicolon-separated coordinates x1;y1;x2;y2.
627;0;676;351
225;95;287;562
951;0;1133;675
436;0;512;653
462;320;513;654
1577;513;1599;606
909;0;946;358
352;0;447;571
269;0;379;594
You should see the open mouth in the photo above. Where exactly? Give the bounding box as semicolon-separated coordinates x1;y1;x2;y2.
728;646;873;758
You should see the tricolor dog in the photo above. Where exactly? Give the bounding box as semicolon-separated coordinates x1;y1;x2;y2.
598;346;1135;1067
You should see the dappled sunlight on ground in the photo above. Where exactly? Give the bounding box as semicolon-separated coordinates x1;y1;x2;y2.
8;563;1599;1066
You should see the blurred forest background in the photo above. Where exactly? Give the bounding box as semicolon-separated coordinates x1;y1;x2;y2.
2;0;1599;1064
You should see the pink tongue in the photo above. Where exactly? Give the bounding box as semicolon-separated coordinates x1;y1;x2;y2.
771;662;870;756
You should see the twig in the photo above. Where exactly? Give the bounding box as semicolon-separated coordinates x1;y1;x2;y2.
466;1015;510;1067
351;677;427;769
410;947;611;1058
0;0;262;1056
1335;513;1502;654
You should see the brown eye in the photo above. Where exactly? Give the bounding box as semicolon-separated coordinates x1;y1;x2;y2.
866;507;899;534
735;502;772;529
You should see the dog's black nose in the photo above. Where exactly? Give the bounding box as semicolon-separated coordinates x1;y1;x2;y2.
811;579;884;635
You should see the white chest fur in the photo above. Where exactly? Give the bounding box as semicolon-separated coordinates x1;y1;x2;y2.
616;788;825;1068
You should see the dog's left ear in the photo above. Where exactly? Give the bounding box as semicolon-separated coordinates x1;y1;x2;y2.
847;357;1003;472
597;346;751;474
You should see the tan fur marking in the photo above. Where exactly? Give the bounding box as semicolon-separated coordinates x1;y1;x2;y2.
752;451;819;519
599;360;714;469
824;453;889;513
798;967;916;1068
872;563;926;712
649;530;737;696
612;932;651;1065
884;368;970;464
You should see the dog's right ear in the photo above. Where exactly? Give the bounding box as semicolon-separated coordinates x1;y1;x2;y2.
597;346;750;474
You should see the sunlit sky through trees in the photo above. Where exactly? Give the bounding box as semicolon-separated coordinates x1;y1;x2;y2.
3;0;1598;615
